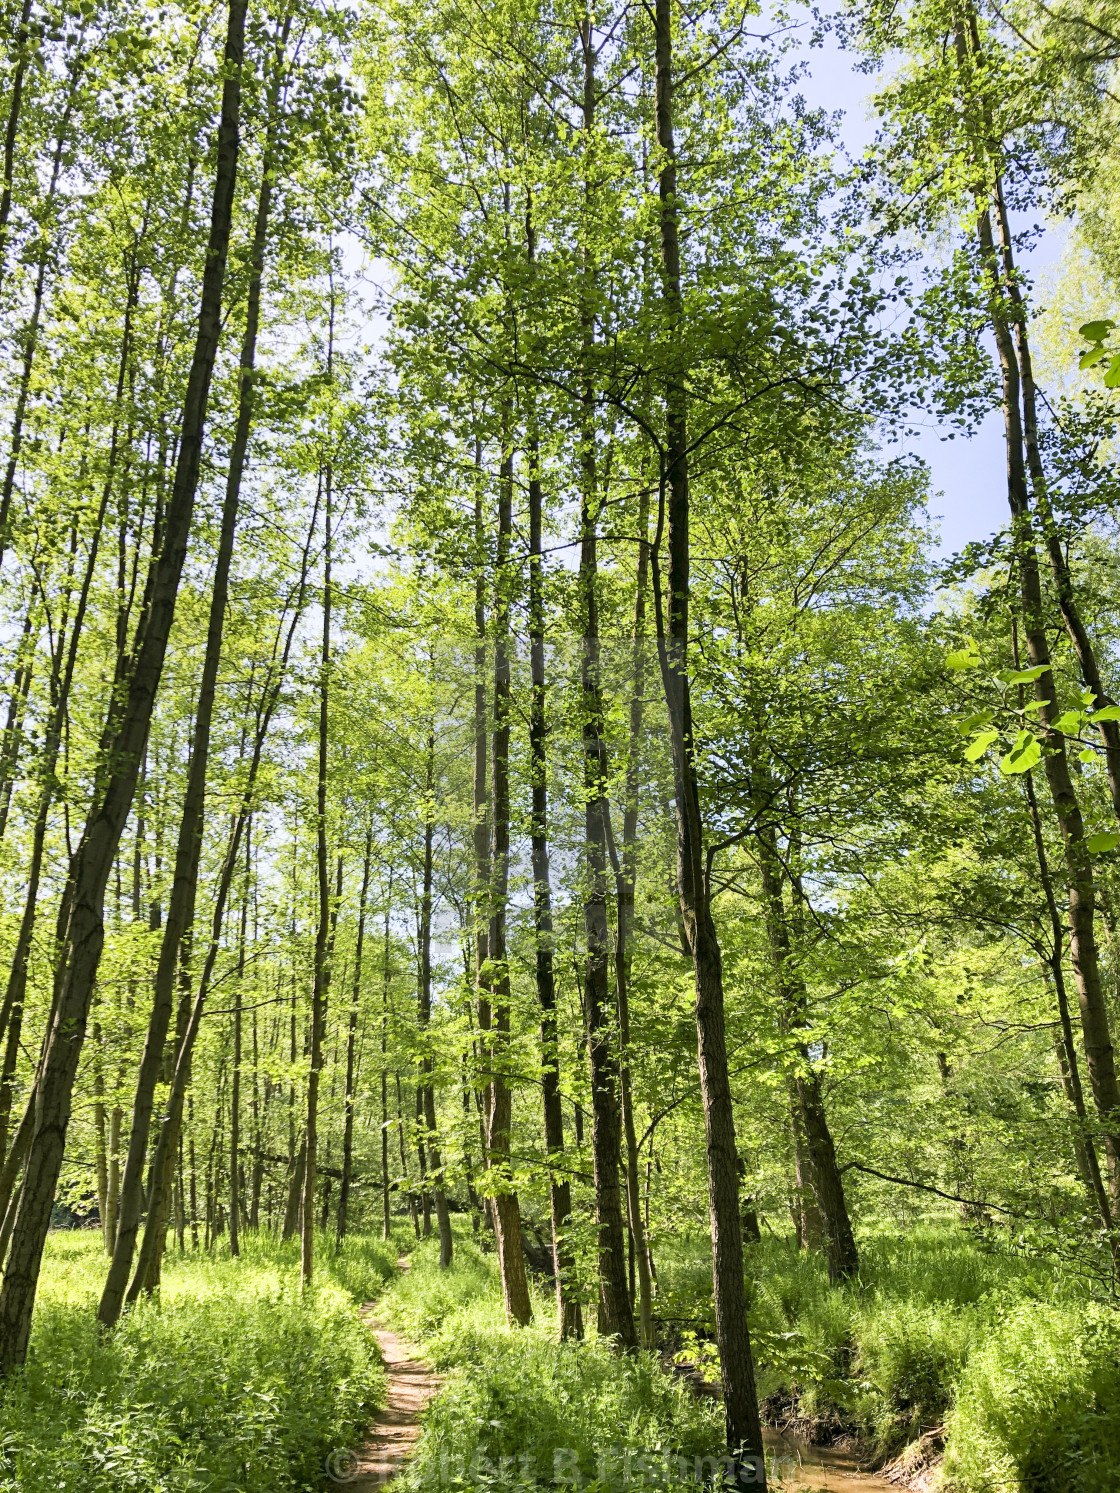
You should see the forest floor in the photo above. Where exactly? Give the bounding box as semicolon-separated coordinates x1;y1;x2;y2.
369;1223;1120;1493
345;1258;441;1490
2;1221;1118;1492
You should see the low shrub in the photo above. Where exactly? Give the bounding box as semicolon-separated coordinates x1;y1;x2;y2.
0;1231;390;1493
945;1300;1120;1493
386;1240;724;1493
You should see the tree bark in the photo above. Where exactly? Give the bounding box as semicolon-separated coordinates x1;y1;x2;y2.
0;0;32;299
381;869;393;1241
303;439;335;1289
339;828;373;1243
126;476;323;1299
954;9;1120;1215
96;24;280;1323
649;0;765;1470
756;827;857;1282
578;400;636;1347
487;427;532;1326
0;0;248;1375
418;728;453;1267
615;482;654;1347
525;391;582;1338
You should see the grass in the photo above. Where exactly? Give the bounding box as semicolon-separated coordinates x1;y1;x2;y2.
0;1229;399;1493
8;1219;1116;1493
379;1238;725;1493
632;1223;1116;1487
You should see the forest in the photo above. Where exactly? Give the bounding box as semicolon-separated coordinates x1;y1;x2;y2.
0;0;1117;1486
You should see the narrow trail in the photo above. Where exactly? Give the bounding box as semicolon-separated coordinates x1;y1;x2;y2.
339;1257;915;1493
344;1257;440;1490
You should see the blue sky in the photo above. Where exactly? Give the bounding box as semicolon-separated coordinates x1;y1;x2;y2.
793;19;1018;559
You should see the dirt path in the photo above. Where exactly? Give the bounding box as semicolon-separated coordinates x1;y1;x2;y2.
331;1257;439;1490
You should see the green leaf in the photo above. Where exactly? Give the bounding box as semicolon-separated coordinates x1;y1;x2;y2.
997;665;1047;685
999;730;1041;775
956;708;994;737
946;644;981;670
1080;345;1109;370
1079;749;1097;764
1092;705;1120;722
1086;831;1120;855
1079;319;1116;341
1105;355;1120;390
963;729;999;762
1051;710;1083;734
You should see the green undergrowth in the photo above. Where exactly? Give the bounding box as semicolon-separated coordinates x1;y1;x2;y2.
0;1229;397;1493
380;1238;724;1493
660;1223;1113;1490
386;1225;1120;1492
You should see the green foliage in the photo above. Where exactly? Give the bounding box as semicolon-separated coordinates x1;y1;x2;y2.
660;1226;1094;1466
384;1239;722;1493
0;1233;389;1492
946;1301;1120;1492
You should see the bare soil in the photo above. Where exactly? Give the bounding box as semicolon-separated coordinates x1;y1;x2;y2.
343;1257;440;1491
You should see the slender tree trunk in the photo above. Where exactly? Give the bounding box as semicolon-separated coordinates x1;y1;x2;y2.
303;434;335;1289
0;52;85;563
0;0;32;299
96;24;279;1324
615;482;654;1347
965;13;1120;822
381;870;393;1241
953;13;1120;1214
0;460;112;1156
472;449;494;1185
93;1024;109;1250
487;425;532;1326
414;1083;432;1237
788;1089;822;1250
229;827;251;1260
126;489;323;1300
756;825;857;1282
418;728;453;1267
525;371;582;1338
396;1072;418;1237
0;0;248;1375
1021;758;1114;1242
649;0;764;1469
0;595;37;856
577;381;636;1347
339;829;373;1243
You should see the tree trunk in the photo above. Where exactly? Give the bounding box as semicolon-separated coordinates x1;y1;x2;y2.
0;53;85;564
419;729;453;1267
1021;759;1114;1242
756;826;857;1282
649;0;765;1470
525;385;582;1337
578;398;636;1347
303;438;335;1289
615;482;654;1348
0;0;32;299
96;24;280;1323
0;0;248;1376
487;427;532;1326
126;489;323;1299
788;1089;822;1251
0;445;114;1157
954;12;1120;1216
381;870;393;1241
339;828;372;1243
229;828;250;1260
